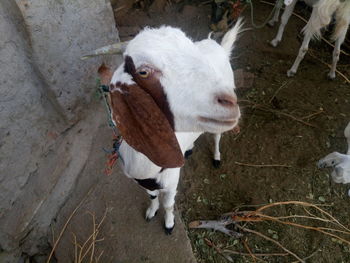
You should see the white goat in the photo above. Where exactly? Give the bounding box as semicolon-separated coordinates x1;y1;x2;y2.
269;0;350;78
99;21;243;234
318;122;350;184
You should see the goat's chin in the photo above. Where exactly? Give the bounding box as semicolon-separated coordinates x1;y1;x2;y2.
198;117;239;133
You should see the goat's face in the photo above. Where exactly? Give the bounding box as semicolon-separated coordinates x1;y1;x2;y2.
109;23;242;167
171;36;240;134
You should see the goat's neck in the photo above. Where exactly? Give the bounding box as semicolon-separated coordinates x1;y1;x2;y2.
119;131;202;180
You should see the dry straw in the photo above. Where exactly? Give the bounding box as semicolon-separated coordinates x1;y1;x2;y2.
189;201;350;262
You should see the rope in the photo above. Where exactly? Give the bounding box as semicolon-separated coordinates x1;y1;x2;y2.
98;84;118;136
246;0;283;29
96;80;124;175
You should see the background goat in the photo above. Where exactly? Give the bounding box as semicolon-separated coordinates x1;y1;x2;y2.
318;122;350;184
269;0;350;79
98;20;243;234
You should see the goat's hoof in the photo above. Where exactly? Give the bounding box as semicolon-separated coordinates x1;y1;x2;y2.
267;20;275;27
287;69;296;77
184;149;193;159
145;210;158;222
327;72;336;80
270;39;279;47
212;159;221;168
164;224;174;235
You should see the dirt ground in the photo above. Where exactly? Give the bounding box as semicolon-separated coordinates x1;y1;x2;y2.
114;1;350;262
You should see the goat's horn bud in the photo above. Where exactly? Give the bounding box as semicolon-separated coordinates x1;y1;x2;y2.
81;41;129;60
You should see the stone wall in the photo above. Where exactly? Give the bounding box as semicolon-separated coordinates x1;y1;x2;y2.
0;0;121;260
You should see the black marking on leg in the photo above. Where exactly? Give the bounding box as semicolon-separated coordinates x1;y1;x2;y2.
135;178;161;191
164;224;175;235
149;195;157;200
184;149;193;159
212;159;221;168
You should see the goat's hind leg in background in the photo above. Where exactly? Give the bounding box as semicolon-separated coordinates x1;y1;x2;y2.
212;133;222;168
145;189;160;221
328;14;350;79
287;0;341;77
287;32;312;77
328;33;346;79
268;0;283;27
270;0;297;47
287;2;320;77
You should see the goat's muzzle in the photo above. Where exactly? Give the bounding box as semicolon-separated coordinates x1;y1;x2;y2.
216;94;237;108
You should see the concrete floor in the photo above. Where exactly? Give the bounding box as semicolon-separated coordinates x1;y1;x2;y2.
52;111;196;263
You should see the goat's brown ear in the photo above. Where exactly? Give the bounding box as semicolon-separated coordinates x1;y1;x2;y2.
110;83;185;168
98;63;113;84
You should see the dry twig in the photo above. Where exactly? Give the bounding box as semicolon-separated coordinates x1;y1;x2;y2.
204;238;235;262
236;225;305;263
47;187;95;263
269;80;293;103
239;100;317;128
222;248;289;257
235;161;291;168
300;110;324;120
242;238;259;262
114;6;126;13
291;249;319;263
73;210;107;263
190;201;350;262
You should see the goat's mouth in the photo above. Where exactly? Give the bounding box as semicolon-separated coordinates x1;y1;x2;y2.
198;116;238;126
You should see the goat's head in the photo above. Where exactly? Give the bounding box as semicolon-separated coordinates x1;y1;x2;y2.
104;20;243;168
318;152;350;184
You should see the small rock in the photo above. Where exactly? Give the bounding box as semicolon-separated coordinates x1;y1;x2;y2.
219;174;227;179
318;196;326;202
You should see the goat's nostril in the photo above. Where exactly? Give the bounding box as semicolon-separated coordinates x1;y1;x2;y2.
217;94;237;107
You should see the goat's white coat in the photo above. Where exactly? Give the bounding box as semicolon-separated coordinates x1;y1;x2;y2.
270;0;350;78
112;21;243;231
318;122;350;185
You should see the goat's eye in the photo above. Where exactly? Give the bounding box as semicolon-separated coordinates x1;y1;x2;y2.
138;70;149;78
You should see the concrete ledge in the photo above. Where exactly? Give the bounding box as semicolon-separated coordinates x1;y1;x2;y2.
53;119;196;262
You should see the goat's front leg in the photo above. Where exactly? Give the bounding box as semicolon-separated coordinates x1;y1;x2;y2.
287;33;311;77
162;190;177;235
328;30;347;80
270;0;297;47
160;168;181;235
145;189;160;221
213;133;221;168
268;0;283;27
